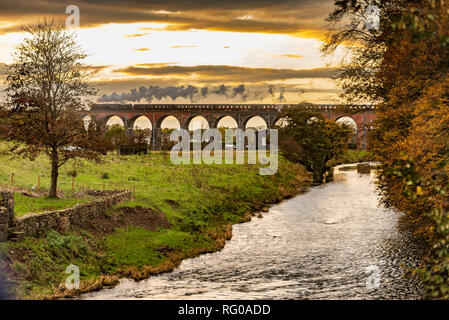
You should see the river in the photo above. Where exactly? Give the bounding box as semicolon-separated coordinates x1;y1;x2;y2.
82;165;425;300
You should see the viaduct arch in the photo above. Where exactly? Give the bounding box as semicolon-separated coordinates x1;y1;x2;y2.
88;104;377;150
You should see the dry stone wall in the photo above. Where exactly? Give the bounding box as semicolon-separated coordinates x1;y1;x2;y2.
0;190;131;241
0;191;14;242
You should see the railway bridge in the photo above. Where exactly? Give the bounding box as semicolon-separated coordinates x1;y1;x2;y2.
88;104;377;150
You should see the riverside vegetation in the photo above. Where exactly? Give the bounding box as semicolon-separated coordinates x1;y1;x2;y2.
323;0;449;298
0;147;311;299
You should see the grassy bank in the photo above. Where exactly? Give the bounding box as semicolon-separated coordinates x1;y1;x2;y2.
0;150;310;299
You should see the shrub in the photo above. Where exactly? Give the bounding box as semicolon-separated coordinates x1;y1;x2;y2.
66;170;77;177
101;172;110;179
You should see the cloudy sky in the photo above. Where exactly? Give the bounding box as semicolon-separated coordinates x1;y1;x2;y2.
0;0;346;105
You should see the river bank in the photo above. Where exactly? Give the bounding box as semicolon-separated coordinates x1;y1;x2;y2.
81;166;425;300
0;152;311;299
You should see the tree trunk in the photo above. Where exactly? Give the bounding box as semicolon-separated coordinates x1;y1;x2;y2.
49;152;59;198
313;170;325;184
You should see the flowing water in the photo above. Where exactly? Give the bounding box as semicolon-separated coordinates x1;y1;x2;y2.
82;165;425;300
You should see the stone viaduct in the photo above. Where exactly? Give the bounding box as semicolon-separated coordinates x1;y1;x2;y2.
87;104;378;150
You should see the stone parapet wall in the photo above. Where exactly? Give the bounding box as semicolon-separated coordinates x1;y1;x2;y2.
11;191;132;240
0;207;9;242
0;191;14;226
83;190;129;197
0;192;14;242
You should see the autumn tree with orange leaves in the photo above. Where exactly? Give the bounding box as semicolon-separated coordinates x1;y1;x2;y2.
324;0;449;298
323;0;449;234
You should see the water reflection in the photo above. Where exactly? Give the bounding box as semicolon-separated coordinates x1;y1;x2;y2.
82;166;424;300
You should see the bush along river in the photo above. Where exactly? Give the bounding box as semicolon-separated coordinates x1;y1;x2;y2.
81;165;425;300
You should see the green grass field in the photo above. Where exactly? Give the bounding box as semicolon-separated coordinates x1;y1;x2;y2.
0;145;310;299
14;194;93;217
0;147;301;218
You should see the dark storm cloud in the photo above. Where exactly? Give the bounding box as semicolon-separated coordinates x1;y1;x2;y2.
0;0;333;36
113;64;340;82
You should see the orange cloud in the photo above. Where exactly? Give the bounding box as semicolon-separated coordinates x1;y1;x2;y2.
123;33;150;38
170;45;198;48
280;54;303;59
113;64;340;83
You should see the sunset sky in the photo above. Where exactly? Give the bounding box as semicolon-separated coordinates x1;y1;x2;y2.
0;0;346;106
